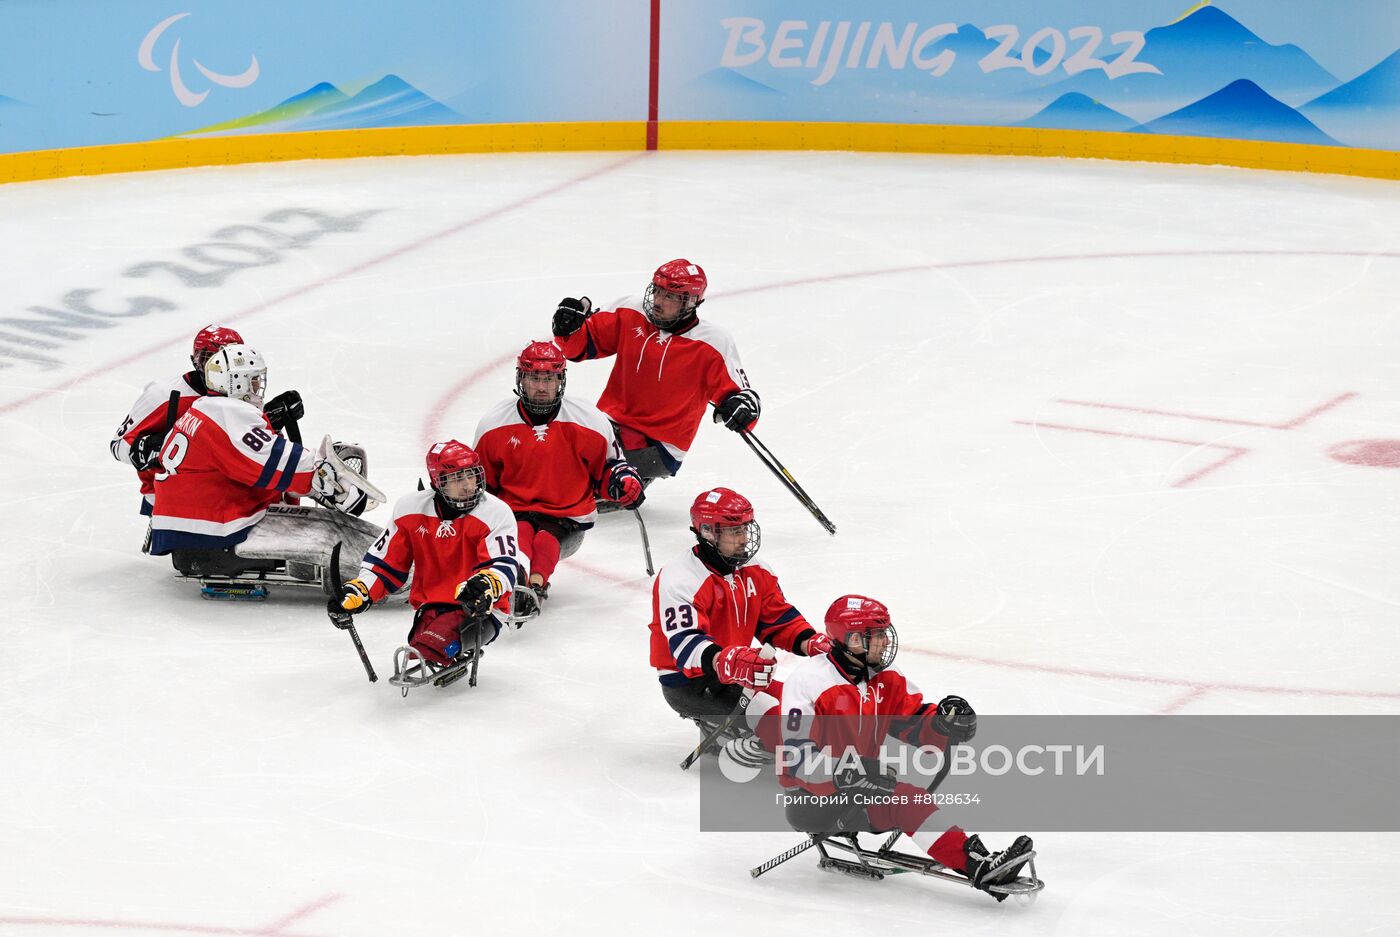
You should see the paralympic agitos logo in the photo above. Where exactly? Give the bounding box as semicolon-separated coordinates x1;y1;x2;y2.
138;12;260;107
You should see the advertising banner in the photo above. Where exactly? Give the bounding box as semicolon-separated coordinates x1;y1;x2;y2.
0;0;648;155
660;1;1400;150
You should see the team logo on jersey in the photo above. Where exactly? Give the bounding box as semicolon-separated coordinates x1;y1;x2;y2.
533;426;549;442
508;435;521;448
416;524;428;536
436;519;456;538
633;326;645;338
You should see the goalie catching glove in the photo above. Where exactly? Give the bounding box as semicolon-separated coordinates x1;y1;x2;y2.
456;568;509;617
327;578;372;629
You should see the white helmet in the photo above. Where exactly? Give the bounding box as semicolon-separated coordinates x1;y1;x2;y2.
204;343;267;408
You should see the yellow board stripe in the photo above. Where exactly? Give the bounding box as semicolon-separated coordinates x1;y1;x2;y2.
2;120;1397;184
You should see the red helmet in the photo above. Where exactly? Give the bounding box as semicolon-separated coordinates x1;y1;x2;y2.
515;341;567;415
192;324;244;372
824;595;898;671
690;487;760;570
643;259;707;330
425;440;485;512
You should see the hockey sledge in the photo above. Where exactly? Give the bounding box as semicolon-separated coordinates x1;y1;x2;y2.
387;642;483;697
178;503;410;600
750;831;1044;900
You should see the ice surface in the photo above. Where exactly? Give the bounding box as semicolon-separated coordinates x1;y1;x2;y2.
2;150;1398;935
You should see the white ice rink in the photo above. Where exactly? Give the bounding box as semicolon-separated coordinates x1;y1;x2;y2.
2;149;1398;935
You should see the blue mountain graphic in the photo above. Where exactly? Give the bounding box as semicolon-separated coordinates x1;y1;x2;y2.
1300;48;1400;149
287;74;462;130
1019;5;1338;116
1017;93;1137;132
277;81;349;110
1138;79;1338;145
1305;48;1400;109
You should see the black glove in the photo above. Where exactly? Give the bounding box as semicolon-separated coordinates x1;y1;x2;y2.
456;570;507;617
552;296;593;337
130;431;165;471
327;579;372;629
712;390;760;432
263;390;305;432
833;755;898;796
931;695;977;744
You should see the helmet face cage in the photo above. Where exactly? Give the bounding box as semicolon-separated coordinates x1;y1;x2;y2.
696;519;762;567
203;346;267;408
845;624;899;671
432;464;485;512
515;367;566;415
642;283;700;331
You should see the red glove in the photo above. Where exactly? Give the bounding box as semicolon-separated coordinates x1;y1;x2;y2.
606;463;645;509
714;644;776;689
802;633;834;656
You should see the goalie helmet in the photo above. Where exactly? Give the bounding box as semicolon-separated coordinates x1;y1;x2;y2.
824;595;898;671
203;343;267;408
192;324;244;372
643;258;706;331
426;440;485;513
515;340;567;415
689;487;760;572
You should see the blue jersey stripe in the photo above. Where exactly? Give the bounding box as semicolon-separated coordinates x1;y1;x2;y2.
253;436;286;489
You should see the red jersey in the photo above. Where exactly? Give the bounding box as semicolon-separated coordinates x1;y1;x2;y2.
555;298;755;462
778;655;945;795
356;488;524;612
149;396;314;554
648;547;815;686
472;396;622;524
110;371;205;514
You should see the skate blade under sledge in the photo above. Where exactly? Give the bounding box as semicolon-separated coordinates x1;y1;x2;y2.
753;834;1045;901
388;644;482;697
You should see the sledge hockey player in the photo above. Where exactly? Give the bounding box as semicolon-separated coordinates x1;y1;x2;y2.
109;324;306;517
763;594;1035;900
327;440;525;691
147;343;378;593
473;341;644;619
551;259;761;486
648;488;829;739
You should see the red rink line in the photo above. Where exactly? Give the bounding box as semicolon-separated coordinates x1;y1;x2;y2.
0;893;339;936
905;646;1400;703
0;153;643;419
719;248;1400;299
1012;418;1252;487
1053;391;1358;431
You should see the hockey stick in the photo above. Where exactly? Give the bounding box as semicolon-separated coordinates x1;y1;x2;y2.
876;742;960;853
739;431;836;536
679;687;756;771
634;507;655;577
328;542;378;683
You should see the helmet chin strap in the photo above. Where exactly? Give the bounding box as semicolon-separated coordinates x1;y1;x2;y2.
833;639;872;683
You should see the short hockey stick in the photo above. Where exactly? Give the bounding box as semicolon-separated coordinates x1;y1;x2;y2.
679;687;756;771
634;507;655;577
328;542;377;682
739;430;836;536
